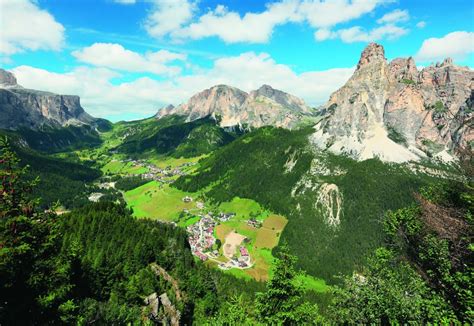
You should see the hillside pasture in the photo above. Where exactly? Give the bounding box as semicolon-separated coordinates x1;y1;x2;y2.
124;181;195;220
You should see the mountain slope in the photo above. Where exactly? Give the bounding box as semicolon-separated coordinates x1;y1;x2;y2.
173;126;441;282
157;84;315;129
311;43;473;163
116;115;238;157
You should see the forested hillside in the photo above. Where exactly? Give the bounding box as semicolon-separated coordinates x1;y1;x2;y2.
0;135;101;209
116;115;239;158
174;126;444;282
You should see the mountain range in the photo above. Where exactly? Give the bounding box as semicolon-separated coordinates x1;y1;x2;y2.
156;83;316;129
2;42;472;164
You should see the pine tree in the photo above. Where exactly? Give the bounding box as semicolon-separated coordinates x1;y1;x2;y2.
255;243;322;325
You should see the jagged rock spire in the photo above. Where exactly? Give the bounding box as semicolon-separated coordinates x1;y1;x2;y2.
356;43;386;70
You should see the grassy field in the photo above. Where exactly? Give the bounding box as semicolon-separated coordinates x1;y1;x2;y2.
210;198;289;281
101;160;148;175
218;197;267;219
296;274;329;293
124;181;196;220
149;155;205;169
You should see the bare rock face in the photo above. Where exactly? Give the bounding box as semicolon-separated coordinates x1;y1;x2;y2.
157;84;314;129
0;69;18;87
0;69;95;130
312;42;473;163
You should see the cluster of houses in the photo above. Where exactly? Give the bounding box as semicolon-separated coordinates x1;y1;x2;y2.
120;159;196;183
218;246;251;269
247;218;262;228
186;216;218;262
186;210;254;270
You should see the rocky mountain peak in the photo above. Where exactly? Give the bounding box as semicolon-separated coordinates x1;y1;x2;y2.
440;57;453;67
389;57;419;82
0;69;96;130
157;84;314;129
356;43;386;70
0;68;18;87
312;43;473;163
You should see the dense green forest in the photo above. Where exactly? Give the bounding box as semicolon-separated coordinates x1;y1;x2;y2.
0;121;110;153
1;122;472;324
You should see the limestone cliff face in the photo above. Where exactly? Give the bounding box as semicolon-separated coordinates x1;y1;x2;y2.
156;84;314;129
312;43;473;163
0;69;95;130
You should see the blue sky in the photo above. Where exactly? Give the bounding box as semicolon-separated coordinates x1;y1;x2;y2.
1;0;473;121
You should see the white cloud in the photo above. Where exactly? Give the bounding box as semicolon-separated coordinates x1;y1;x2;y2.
300;0;393;28
145;0;394;43
376;9;409;24
314;24;408;43
11;52;354;120
0;0;65;55
172;1;300;43
415;31;474;62
113;0;136;4
416;21;426;28
338;24;408;42
145;0;197;38
71;43;186;75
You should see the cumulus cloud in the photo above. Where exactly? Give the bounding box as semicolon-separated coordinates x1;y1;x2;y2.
113;0;136;4
314;24;408;42
145;0;395;43
0;0;65;55
11;52;354;120
415;31;474;62
172;1;300;43
416;21;426;28
71;43;186;75
145;0;197;38
314;6;410;43
301;0;393;28
376;9;409;24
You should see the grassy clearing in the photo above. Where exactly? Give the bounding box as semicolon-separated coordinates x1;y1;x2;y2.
296;274;329;293
101;160;148;175
218;197;267;220
149;155;204;169
262;214;288;230
124;181;195;221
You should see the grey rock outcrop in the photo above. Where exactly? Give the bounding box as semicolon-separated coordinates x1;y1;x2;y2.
311;43;473;163
0;69;95;130
157;84;314;129
0;69;18;88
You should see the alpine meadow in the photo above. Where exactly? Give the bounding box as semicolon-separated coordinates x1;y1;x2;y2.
1;0;473;324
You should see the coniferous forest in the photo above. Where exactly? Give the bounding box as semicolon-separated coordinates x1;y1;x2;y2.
1;129;472;324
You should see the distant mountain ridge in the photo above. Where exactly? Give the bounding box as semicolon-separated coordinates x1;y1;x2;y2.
0;69;96;130
311;43;473;163
156;84;315;129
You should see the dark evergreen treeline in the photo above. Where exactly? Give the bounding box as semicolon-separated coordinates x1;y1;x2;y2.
0;131;102;209
2;125;102;153
114;175;149;191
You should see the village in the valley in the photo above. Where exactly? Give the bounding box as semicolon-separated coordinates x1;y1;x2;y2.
90;158;262;272
184;196;261;270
